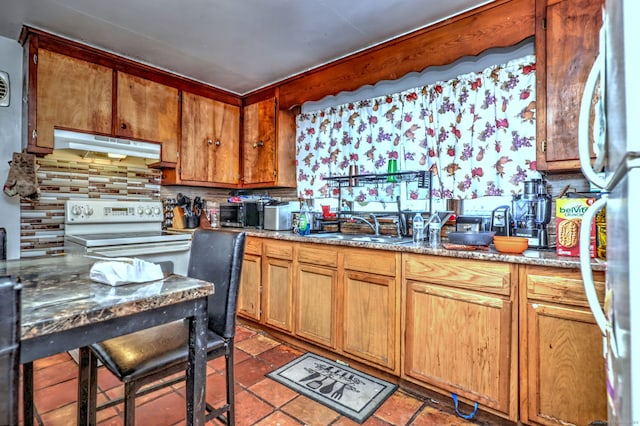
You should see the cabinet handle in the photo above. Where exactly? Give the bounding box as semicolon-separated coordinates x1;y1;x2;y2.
207;139;221;146
253;140;264;148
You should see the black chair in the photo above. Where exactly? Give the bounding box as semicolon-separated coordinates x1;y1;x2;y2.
0;275;21;426
78;229;246;425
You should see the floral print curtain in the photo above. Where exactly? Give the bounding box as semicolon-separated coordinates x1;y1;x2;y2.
295;55;537;202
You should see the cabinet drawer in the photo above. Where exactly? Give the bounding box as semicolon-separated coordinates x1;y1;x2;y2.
244;237;262;255
524;266;605;308
264;240;293;260
343;248;397;277
404;254;511;295
298;244;337;267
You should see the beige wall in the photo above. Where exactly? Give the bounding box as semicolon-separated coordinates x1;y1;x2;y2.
0;35;23;259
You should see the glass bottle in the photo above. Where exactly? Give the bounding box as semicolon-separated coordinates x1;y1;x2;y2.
210;207;219;228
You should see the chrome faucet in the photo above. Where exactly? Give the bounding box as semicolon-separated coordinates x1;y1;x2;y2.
349;214;380;235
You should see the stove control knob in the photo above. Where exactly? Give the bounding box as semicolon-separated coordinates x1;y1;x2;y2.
71;205;82;216
153;207;161;216
137;207;144;215
85;207;94;216
145;207;152;215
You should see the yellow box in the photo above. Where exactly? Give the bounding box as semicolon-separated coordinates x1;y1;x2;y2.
555;197;596;258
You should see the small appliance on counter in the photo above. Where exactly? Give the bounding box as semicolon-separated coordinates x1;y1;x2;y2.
455;216;490;232
264;201;297;231
491;205;513;236
512;178;552;248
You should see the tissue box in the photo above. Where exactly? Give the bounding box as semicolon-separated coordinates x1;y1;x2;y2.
556;197;596;257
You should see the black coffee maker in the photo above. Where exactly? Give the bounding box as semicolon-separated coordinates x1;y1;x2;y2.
512;178;552;248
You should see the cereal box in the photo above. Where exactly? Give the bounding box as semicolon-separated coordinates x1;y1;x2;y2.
555;197;596;257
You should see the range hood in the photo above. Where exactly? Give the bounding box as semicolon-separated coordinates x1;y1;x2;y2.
53;129;161;160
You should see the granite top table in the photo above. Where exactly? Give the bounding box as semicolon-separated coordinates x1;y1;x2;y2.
1;254;214;426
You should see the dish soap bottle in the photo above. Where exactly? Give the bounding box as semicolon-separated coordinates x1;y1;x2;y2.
412;213;424;245
298;202;310;236
429;212;442;248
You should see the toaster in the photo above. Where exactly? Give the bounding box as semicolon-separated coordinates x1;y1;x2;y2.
455;215;490;232
264;201;297;231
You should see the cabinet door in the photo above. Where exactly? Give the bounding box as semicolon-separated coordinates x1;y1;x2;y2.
404;281;514;414
237;253;261;321
536;0;604;171
116;72;179;163
275;108;297;188
343;270;397;371
524;302;606;425
243;98;276;185
263;256;294;332
35;49;112;150
181;92;240;185
295;263;337;349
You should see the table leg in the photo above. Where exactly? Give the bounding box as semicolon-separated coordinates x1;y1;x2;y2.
77;347;97;426
185;298;208;426
23;362;34;426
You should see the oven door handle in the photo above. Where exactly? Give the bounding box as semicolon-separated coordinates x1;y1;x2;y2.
91;241;192;258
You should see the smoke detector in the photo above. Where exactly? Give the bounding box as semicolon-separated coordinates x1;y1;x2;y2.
0;71;9;107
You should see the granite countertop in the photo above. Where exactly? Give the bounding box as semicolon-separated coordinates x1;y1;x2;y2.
236;229;607;271
1;255;214;340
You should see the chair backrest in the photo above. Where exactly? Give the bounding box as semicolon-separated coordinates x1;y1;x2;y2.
0;227;6;260
0;275;20;426
187;230;246;338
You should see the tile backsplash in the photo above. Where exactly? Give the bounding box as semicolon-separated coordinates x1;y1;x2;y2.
20;152;161;257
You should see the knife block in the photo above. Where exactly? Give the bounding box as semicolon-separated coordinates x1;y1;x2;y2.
199;211;211;229
172;206;185;229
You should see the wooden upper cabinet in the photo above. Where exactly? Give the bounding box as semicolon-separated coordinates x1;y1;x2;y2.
116;72;179;164
536;0;604;172
243;97;276;186
180;91;240;185
32;49;112;151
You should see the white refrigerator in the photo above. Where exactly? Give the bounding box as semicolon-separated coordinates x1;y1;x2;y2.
579;0;640;423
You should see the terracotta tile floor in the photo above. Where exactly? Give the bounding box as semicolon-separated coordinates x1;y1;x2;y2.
22;322;483;426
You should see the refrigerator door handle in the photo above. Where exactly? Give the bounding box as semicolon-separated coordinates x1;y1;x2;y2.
578;53;608;190
579;196;607;335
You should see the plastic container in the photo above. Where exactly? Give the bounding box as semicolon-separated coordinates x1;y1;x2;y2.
412;213;424;245
429;213;442;248
209;207;219;228
493;236;528;254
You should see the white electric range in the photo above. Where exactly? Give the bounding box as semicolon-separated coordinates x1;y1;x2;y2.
64;200;192;275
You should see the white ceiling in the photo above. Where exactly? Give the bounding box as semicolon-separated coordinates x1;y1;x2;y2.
1;0;493;95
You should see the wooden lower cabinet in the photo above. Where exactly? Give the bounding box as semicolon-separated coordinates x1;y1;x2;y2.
262;241;294;333
342;248;399;373
520;266;607;425
294;244;338;349
237;238;608;424
237;237;262;321
402;254;518;420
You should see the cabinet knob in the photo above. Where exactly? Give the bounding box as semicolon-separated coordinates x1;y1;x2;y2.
253;140;264;148
207;138;213;145
120;123;127;130
215;139;221;146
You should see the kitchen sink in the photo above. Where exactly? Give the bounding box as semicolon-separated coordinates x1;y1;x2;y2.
307;233;414;245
